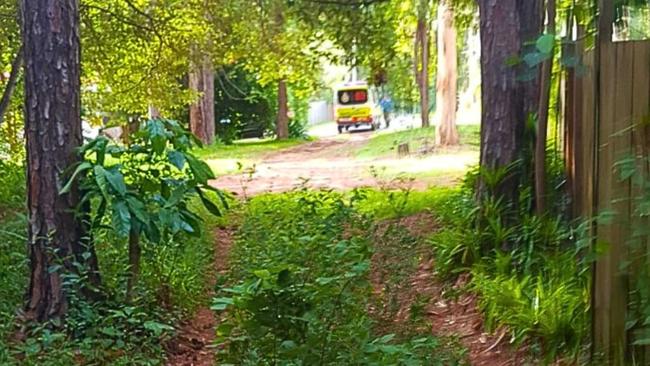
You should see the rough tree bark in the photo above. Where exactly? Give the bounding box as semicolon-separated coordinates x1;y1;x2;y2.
534;0;556;214
189;57;215;145
414;11;430;128
22;0;99;322
477;0;525;201
0;46;23;126
276;79;289;140
517;0;544;119
435;1;459;146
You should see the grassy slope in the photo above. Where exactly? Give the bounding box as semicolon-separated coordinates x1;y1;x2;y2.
195;138;308;176
353;125;480;184
354;125;480;160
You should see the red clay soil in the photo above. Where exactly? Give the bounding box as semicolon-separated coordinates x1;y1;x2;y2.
370;212;529;365
165;227;234;366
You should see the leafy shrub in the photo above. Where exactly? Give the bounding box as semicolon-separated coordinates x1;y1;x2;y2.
213;190;465;365
0;119;225;365
288;118;308;139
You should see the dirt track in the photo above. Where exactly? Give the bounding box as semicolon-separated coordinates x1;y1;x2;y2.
210;131;476;196
212;132;380;195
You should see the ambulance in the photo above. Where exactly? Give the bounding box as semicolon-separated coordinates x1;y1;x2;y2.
334;82;381;133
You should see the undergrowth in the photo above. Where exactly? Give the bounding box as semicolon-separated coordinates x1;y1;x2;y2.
427;165;591;362
0;158;220;365
212;189;467;365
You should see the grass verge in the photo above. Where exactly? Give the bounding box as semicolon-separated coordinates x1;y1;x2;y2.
354;125;480;160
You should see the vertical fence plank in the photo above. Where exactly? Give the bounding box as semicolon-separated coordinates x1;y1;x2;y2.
630;42;650;361
613;42;635;362
584;51;596;220
594;41;618;361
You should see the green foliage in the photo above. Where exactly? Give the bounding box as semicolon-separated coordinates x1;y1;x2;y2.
0;159;25;211
288;118;308;139
213;190;464;365
0;119;226;364
471;267;589;360
427;166;591;360
66;118;226;244
214;65;276;143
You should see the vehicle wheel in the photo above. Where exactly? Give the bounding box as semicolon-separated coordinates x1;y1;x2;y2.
337;125;344;134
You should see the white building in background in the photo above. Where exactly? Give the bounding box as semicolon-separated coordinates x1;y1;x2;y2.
456;29;481;125
308;100;334;125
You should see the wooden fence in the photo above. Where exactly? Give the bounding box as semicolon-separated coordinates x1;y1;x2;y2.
566;29;650;363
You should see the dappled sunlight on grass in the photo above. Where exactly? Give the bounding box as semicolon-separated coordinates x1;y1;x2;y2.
355;125;480;159
370;151;479;180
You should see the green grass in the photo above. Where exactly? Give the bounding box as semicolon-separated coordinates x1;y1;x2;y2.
195;138;309;175
354;125;480;159
357;186;464;220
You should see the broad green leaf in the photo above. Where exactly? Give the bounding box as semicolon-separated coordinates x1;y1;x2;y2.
187;155;215;183
204;185;230;209
60;162;93;194
147;119;168;154
536;34;555;54
197;188;222;216
94;166;110;200
111;200;131;237
168;150;186;170
143;321;174;336
126;196;149;224
523;51;548;67
166;186;188;207
105;168;127;196
211;297;234;311
144;220;161;243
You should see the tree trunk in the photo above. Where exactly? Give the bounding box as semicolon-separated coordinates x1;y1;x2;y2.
126;230;140;302
148;105;160;119
415;15;430;128
435;1;459;146
477;0;525;201
0;46;23;127
22;0;93;322
517;0;544;119
534;0;556;215
189;57;215;145
276;79;289;140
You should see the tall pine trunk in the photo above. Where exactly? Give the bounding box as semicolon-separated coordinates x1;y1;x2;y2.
415;15;430;128
276;79;289;140
22;0;97;322
190;57;215;145
435;0;459;146
517;0;544;119
477;0;525;201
